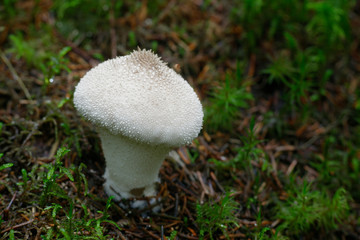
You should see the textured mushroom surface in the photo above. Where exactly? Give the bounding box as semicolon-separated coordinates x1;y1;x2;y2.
74;49;203;203
74;49;203;146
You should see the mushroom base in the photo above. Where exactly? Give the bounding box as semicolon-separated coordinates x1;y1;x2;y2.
98;128;170;203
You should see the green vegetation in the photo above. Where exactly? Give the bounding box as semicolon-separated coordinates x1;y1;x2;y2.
196;193;239;239
8;29;71;89
205;64;253;132
0;146;120;239
0;154;13;171
276;182;349;235
1;0;359;239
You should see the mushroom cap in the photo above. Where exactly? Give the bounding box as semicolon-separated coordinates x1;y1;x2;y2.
74;49;203;147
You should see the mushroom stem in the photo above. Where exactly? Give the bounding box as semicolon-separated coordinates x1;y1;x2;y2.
98;128;170;201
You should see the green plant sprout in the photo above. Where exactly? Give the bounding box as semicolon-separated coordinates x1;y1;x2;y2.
263;54;295;85
38;148;120;239
167;230;178;240
0;153;13;171
40;46;72;88
16;168;30;194
0;163;13;171
276;182;349;235
210;118;268;175
306;1;353;51
40;147;73;206
8;30;71;89
44;197;121;239
8;230;15;240
253;208;289;240
205;68;253;132
196;193;240;240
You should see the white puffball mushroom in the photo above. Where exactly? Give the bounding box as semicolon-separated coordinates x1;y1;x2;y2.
73;49;203;204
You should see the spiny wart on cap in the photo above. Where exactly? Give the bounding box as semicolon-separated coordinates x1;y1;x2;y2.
128;48;166;69
73;48;203;209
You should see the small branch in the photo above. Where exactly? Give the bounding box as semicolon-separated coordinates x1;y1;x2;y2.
176;232;199;240
0;50;32;100
1;218;35;234
161;225;164;240
5;192;17;211
1;192;17;221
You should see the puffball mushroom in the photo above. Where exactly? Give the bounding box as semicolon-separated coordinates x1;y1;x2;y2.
74;49;203;203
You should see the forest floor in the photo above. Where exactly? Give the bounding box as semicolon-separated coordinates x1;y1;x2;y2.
1;0;360;239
